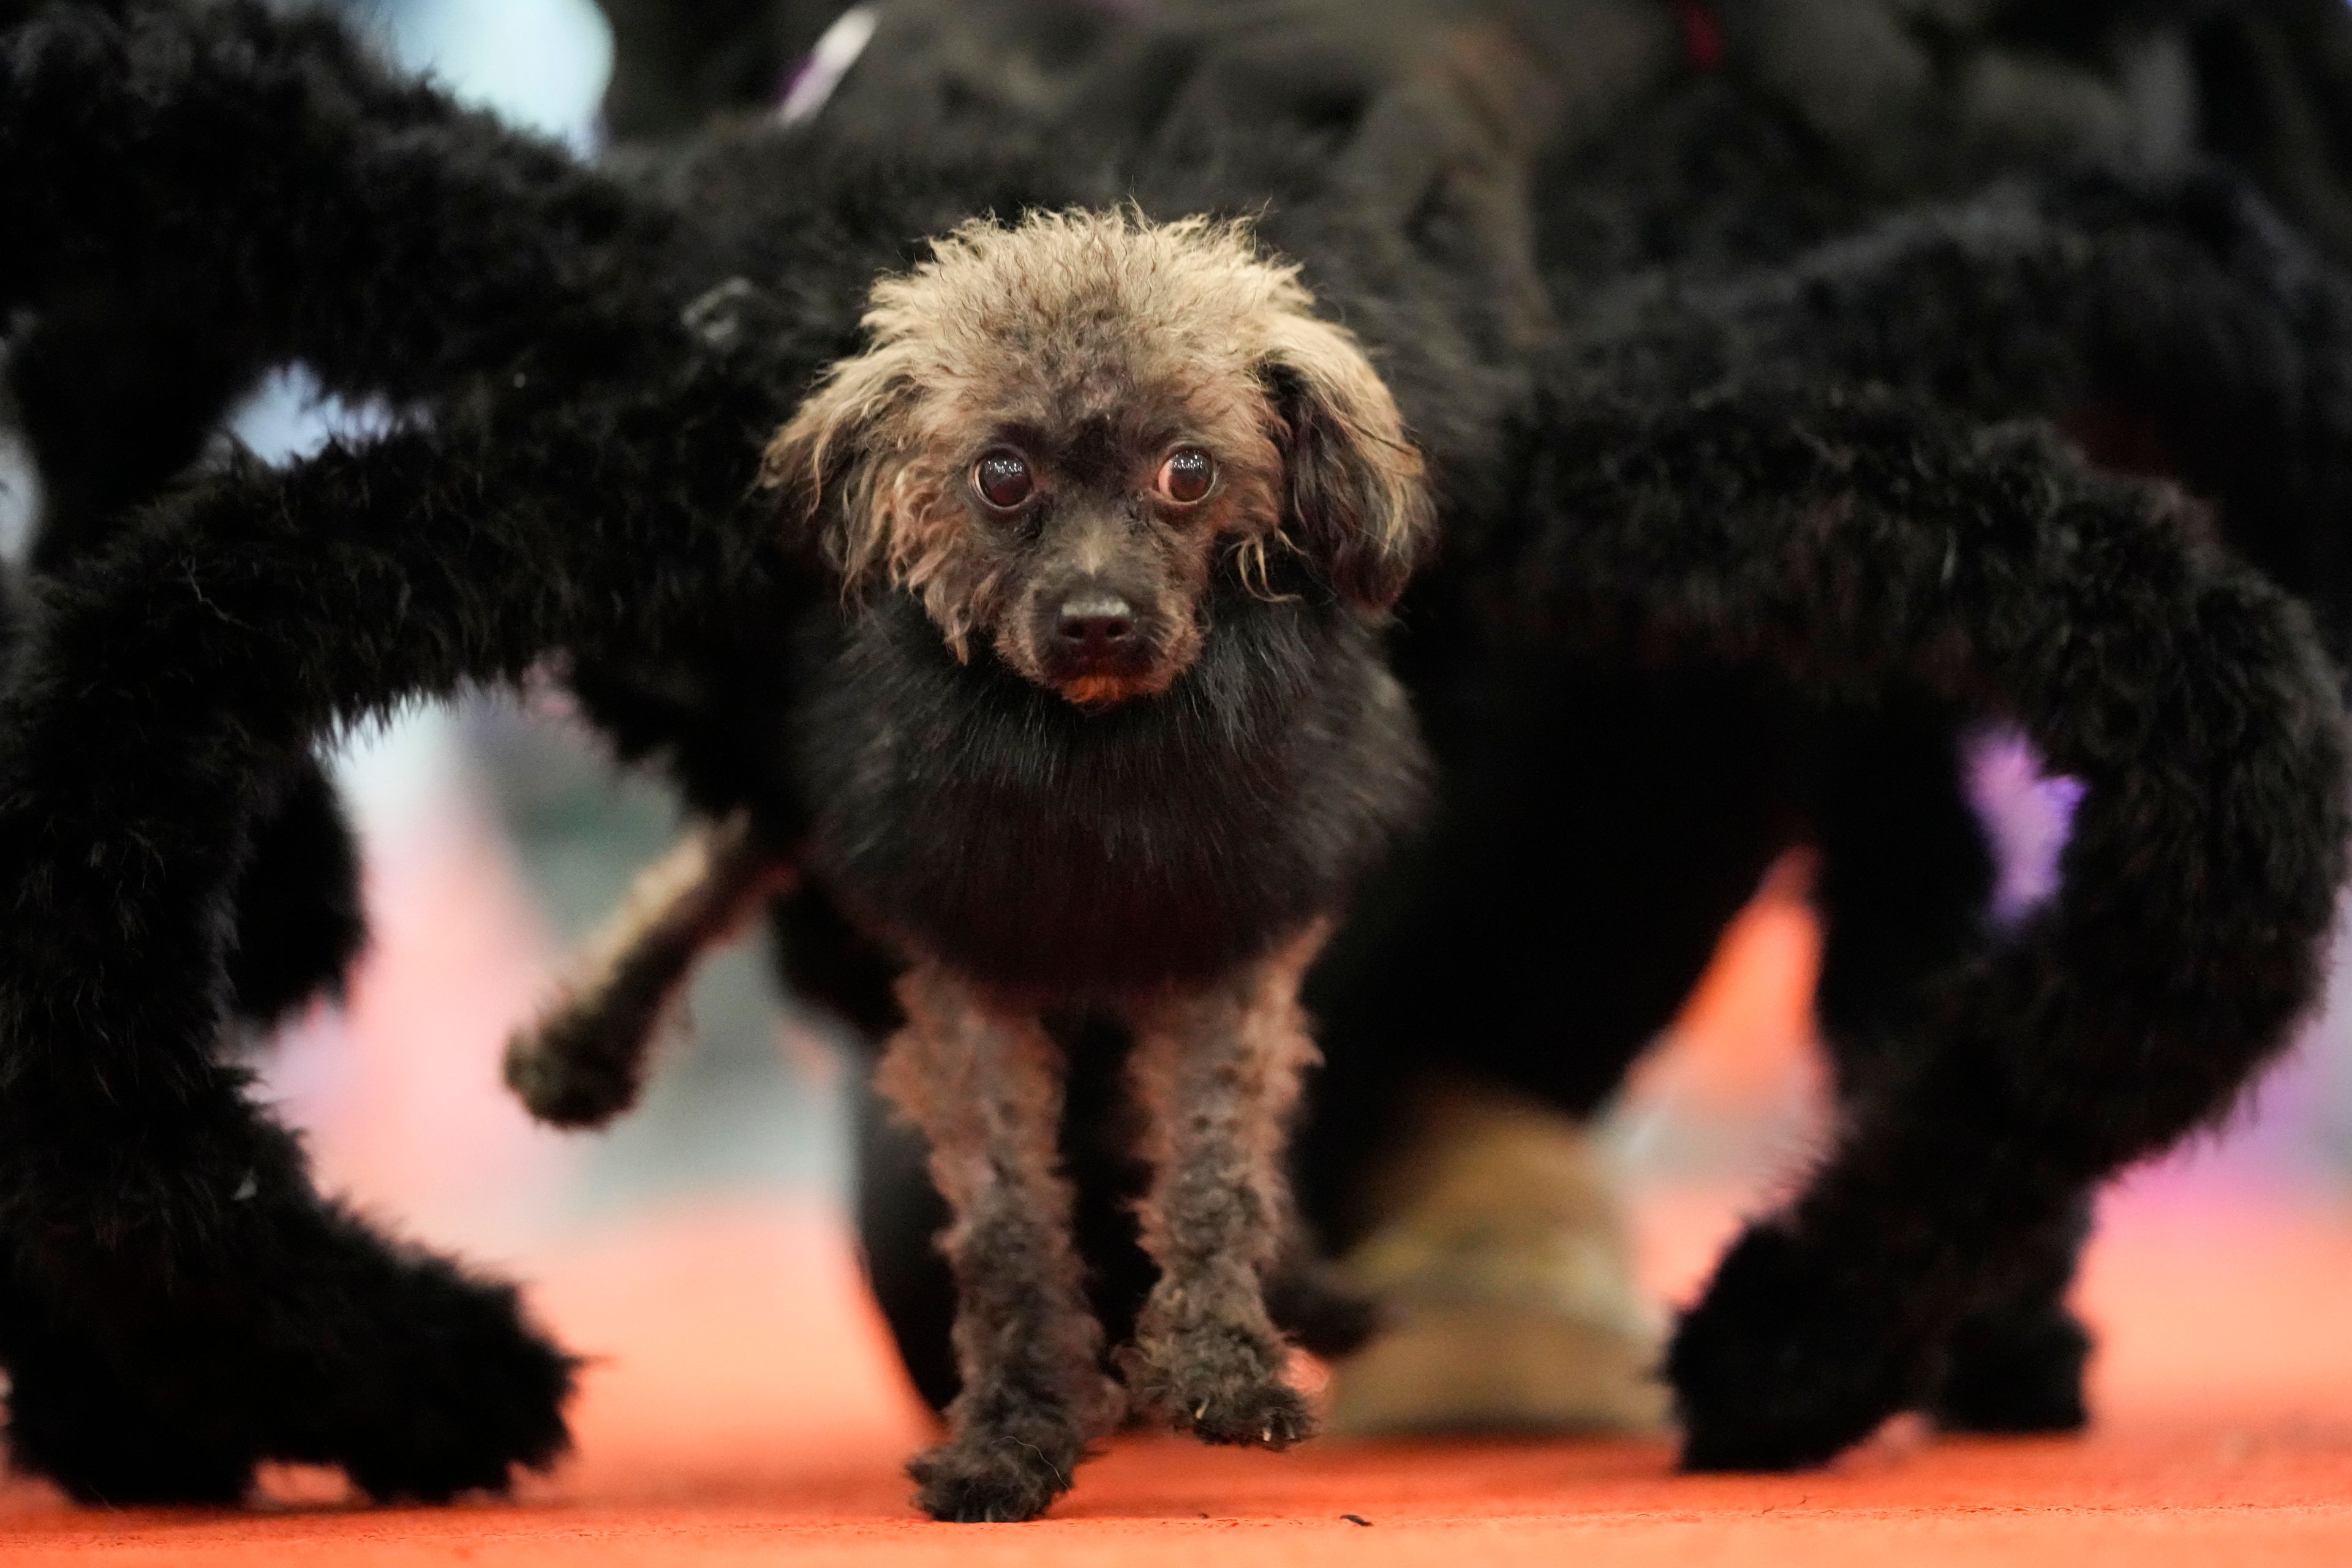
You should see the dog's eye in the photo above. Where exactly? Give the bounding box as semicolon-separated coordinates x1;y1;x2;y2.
973;448;1035;511
1156;446;1216;506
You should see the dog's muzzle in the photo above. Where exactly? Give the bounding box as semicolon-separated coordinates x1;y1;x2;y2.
1033;584;1164;703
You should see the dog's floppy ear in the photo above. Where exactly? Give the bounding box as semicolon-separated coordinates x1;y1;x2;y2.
1257;311;1434;611
759;343;921;591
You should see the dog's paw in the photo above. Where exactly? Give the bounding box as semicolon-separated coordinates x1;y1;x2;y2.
1183;1371;1317;1449
1122;1332;1317;1449
907;1433;1077;1523
1931;1300;2091;1436
1669;1221;1936;1472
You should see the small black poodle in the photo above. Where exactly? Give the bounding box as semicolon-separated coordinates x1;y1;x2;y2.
505;202;1441;1521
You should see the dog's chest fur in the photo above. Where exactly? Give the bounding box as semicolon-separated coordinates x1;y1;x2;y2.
793;590;1428;995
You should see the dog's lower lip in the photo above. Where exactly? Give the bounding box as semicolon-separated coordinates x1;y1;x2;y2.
1058;674;1145;707
1039;641;1163;706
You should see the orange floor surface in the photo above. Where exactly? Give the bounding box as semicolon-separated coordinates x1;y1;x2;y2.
5;1182;2351;1567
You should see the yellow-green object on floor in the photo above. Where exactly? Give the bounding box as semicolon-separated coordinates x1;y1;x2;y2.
1327;1077;1669;1436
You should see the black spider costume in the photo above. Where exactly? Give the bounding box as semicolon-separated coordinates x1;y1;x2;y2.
0;0;2345;1510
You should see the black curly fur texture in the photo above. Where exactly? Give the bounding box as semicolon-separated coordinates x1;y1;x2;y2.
1;0;2349;1513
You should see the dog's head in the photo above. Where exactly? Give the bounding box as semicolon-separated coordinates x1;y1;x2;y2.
763;209;1433;707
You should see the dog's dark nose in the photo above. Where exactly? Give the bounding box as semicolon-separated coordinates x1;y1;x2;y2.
1055;594;1136;657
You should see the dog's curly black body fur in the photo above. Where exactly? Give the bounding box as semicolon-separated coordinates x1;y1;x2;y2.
0;0;2348;1520
799;591;1420;993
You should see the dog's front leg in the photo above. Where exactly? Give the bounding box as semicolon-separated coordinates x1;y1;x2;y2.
1122;926;1327;1448
876;962;1117;1523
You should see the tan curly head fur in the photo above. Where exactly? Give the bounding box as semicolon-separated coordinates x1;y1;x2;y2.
761;208;1432;705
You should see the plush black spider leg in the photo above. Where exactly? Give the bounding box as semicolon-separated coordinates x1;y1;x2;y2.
1798;704;2093;1434
214;750;369;1029
0;1119;576;1506
5;295;368;1030
1568;167;2352;655
1929;1194;2096;1436
4;287;263;573
1545;179;2352;1433
1803;706;1997;1098
1508;386;2350;1471
2030;172;2352;656
0;368;788;1501
1;0;834;1049
0;0;685;413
